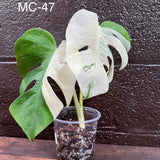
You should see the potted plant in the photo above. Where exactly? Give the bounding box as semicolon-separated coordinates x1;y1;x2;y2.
9;9;131;159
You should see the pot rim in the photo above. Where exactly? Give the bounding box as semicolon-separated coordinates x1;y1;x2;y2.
54;106;101;124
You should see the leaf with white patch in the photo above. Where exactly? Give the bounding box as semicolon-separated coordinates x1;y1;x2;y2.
67;49;109;99
101;21;131;52
42;41;76;118
9;28;57;141
65;9;130;99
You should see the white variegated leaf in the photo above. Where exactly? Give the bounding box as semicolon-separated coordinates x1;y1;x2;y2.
99;37;114;82
101;27;131;52
67;49;109;99
65;9;129;99
66;9;100;57
101;28;128;70
42;41;76;118
42;9;130;119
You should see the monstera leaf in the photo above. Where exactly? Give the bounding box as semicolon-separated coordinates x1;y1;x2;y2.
65;9;131;99
42;9;131;123
42;40;76;118
9;28;57;141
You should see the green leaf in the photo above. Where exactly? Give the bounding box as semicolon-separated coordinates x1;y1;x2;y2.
100;21;131;52
9;28;57;141
15;28;56;78
100;21;130;41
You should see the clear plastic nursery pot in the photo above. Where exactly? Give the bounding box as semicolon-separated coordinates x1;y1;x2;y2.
54;106;101;160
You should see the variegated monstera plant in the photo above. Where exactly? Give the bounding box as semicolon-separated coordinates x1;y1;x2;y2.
9;9;131;141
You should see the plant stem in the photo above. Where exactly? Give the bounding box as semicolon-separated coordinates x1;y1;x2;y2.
73;90;85;128
79;90;83;109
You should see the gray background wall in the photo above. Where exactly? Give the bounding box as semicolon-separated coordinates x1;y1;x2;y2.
0;0;159;146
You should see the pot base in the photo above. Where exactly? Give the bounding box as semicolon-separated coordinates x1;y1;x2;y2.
55;124;96;160
54;106;101;160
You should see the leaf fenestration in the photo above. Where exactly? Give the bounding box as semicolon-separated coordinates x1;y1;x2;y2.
9;28;57;141
65;9;131;99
